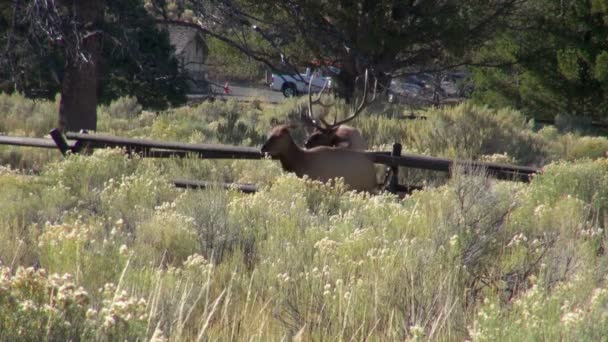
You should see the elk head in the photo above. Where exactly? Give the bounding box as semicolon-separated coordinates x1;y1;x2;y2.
302;69;377;149
261;124;295;156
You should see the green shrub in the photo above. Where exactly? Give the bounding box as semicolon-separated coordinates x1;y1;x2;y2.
407;102;545;164
5;90;608;340
37;219;128;292
0;92;57;136
525;159;608;212
469;273;608;341
100;166;177;232
40;149;141;216
142;99;268;146
0;171;45;265
0;146;61;172
175;188;243;264
97;97;153;134
102;96;142;120
0;266;148;341
564;136;608;161
1;157;608;340
133;202;199;267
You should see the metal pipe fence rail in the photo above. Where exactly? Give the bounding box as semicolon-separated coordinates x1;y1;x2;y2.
0;130;540;188
60;130;539;180
0;135;75;149
173;179;258;193
63;131;264;159
370;151;537;182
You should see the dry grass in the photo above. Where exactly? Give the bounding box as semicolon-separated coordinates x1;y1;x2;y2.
0;93;608;340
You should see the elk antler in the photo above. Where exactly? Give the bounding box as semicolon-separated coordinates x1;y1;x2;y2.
302;74;333;132
319;69;378;128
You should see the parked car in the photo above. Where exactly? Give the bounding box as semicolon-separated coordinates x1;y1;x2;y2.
403;74;428;88
270;67;334;97
387;79;425;103
441;72;473;97
388;70;472;103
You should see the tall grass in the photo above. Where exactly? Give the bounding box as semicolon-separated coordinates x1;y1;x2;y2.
2;92;608;170
0;147;607;339
1;93;608;339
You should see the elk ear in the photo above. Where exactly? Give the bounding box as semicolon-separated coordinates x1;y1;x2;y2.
279;125;292;135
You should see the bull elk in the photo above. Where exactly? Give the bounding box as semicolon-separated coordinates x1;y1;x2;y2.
261;124;377;192
302;70;377;150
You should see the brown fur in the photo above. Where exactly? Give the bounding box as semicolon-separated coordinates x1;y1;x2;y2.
304;124;368;150
261;125;377;192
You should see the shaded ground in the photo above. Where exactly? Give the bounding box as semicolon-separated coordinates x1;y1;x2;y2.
188;82;284;104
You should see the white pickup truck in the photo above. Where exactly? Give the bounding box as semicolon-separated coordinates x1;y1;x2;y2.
269;67;335;97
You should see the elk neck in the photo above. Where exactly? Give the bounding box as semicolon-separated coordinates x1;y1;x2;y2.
277;137;306;173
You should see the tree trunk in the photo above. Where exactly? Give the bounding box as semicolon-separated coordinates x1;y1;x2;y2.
335;70;357;101
334;56;359;101
334;62;392;103
58;0;105;132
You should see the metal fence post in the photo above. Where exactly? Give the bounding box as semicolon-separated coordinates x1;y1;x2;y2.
49;129;72;156
388;143;402;193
